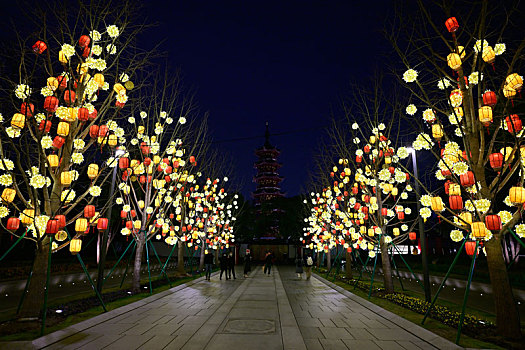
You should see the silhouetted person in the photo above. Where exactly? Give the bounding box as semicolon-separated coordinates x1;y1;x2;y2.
295;255;304;279
204;250;214;281
219;253;229;280
305;253;314;280
227;252;236;279
264;250;274;275
244;253;252;277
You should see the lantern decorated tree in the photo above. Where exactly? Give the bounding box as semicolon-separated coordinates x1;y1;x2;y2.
390;2;524;337
0;3;146;319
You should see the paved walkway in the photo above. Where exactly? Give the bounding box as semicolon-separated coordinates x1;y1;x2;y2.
2;266;461;350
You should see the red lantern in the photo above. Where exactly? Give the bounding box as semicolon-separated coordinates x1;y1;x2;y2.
485;215;502;231
441;169;451;177
78;35;91;48
84;205;96;218
356;155;362;163
459;171;475;187
20;102;35;117
58;76;68;90
46;219;59;235
445;17;459;32
89;125;99;138
465;241;478;256
130;210;137;218
409;232;417;241
64;90;76;105
449;195;464;210
121;210;127;219
482;91;497;107
88;108;98;120
189;156;196;163
143;157;152;166
489;153;504;171
98;125;109;138
55;214;66;229
39;120;52;133
82;46;91;58
364;145;370;153
140;175;146;184
7;217;20;232
381;208;388;216
141;142;150;155
505;115;522;133
32;40;47;54
97;218;109;231
44;96;59;112
397;212;405;220
115;101;125;109
126;221;133;229
52;136;65;149
444;180;452;195
78;107;89;122
119;157;129;169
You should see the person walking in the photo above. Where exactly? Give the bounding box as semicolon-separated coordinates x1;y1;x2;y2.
304;253;314;280
204;250;214;281
227;252;236;279
243;252;252;278
263;250;274;275
219;253;229;280
295;254;304;279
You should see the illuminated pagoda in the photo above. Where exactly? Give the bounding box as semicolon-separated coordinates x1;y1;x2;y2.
253;122;284;204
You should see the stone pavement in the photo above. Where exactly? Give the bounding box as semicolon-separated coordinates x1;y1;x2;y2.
2;266;461;350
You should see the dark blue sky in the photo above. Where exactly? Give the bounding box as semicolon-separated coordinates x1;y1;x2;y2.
144;0;393;198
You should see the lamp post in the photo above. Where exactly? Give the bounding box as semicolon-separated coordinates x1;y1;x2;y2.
407;147;431;302
96;148;125;293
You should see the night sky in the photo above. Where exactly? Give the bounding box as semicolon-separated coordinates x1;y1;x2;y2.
143;1;393;198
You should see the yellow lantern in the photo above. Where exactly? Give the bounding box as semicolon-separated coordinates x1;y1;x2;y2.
432;124;444;140
391;187;398;196
137;126;145;134
113;83;126;96
393;227;400;236
447;53;462;70
503;86;517;99
108;134;118;147
69;238;82;254
506;73;523;91
369;135;376;144
2;188;16;203
75;218;88;233
370;197;377;205
48;154;59;168
98;136;107;145
58;50;68;64
57;121;70;137
478;106;493;125
93;74;105;88
153;155;161;164
62;107;77;122
471;222;487;238
76;63;89;76
367;228;374;237
90;212;100;225
134;220;142;229
430;196;444;211
449;183;461;196
21;209;35;225
509;187;525;205
55;230;68;241
384;183;393;192
61;171;72;186
458;212;473;227
11;113;25;129
87;164;99;180
457;46;466;58
47;77;59;90
482;46;495;64
454;107;464;118
138;200;145;209
384;156;392;164
176;214;182;221
501;147;514;161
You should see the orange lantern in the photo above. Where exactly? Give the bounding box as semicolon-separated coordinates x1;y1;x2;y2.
87;164;99;179
489;153;504;171
97;218;109;231
430;196;444;211
409;232;417;241
471;222;487;238
47;154;59;168
465;241;478;256
11;113;25;129
478;106;493;125
57;121;70;137
459;171;475;187
61;171;72;186
506;73;523;91
55;214;66;229
509;187;525;205
445;17;459;32
449;195;463;210
84;205;96;218
21;209;35;225
447;53;462;70
75;218;88;233
1;188;16;203
46;219;59;235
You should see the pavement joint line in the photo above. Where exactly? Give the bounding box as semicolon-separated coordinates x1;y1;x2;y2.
28;271;218;349
179;268;255;350
312;273;463;350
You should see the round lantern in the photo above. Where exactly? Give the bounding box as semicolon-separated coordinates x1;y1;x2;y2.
409;231;417;241
430;196;444;211
445;17;459;32
21;209;35;225
55;230;67;241
75;218;88;233
482;91;497;107
465;241;478;256
61;171;72;186
482;46;495;63
97;218;109;231
87;164;99;180
70;238;82;255
55;214;66;229
1;188;16;203
57;121;70;137
447;53;462;71
478;106;492;125
32;40;47;54
509;187;525;205
449;195;463;210
46;219;59;235
11;113;25;129
505;115;522;133
506;73;523;91
485;215;502;231
47;154;59;168
459;171;475;187
7;217;20;232
471;222;487;238
84;205;96;218
489;153;503;171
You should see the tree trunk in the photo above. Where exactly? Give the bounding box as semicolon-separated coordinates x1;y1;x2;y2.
177;241;185;274
345;250;353;279
485;234;522;339
380;238;394;293
199;241;205;270
18;238;49;319
316;251;320;267
327;249;331;270
132;238;145;293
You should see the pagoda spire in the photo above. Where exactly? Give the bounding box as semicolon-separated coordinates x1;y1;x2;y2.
264;121;272;148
